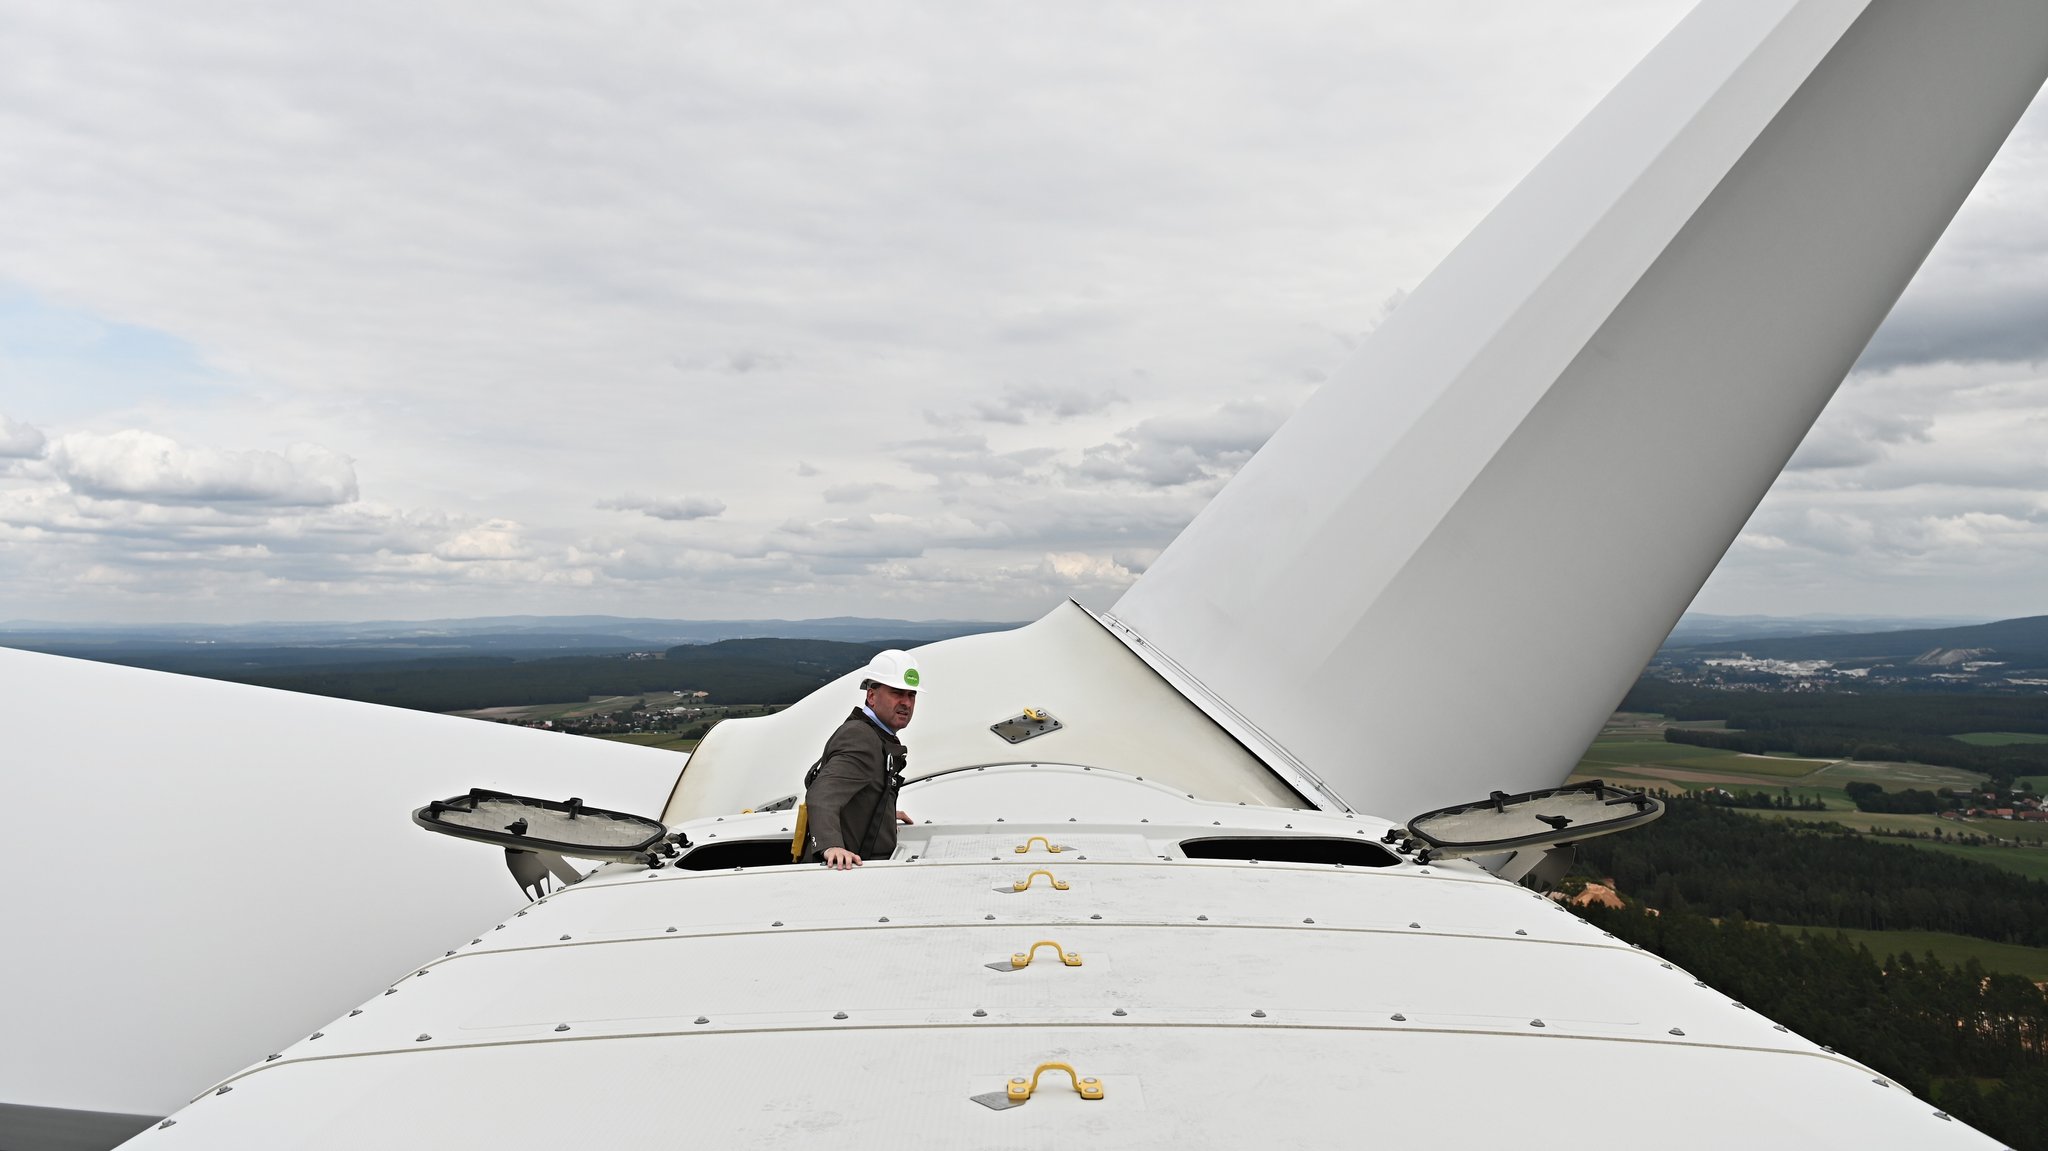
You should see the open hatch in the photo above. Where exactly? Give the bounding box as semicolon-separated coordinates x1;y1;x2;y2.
1401;780;1661;863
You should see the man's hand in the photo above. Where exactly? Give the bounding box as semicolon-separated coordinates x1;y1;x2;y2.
822;847;862;870
896;810;913;825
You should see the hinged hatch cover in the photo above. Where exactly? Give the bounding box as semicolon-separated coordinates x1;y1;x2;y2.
1404;780;1661;861
414;788;667;861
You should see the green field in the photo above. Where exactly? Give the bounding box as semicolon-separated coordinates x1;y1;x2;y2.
455;692;697;723
592;731;700;753
1775;924;2048;982
1893;838;2048;883
1954;731;2048;746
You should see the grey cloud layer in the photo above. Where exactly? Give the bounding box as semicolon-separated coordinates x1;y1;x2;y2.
2;1;2042;621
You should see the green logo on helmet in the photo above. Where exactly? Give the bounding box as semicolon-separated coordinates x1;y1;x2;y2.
904;668;920;687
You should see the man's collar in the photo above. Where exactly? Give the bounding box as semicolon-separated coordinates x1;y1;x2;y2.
859;702;897;735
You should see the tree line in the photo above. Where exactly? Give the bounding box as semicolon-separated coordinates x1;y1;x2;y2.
223;637;901;712
1572;904;2048;1148
1572;797;2048;945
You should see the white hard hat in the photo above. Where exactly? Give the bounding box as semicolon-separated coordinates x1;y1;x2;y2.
861;649;922;693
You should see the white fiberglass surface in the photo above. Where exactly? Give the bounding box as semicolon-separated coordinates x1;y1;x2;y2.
1112;0;2048;824
663;602;1304;824
131;1028;2000;1151
1;647;680;1117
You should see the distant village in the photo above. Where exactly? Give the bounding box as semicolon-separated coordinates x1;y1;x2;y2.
1648;648;2048;693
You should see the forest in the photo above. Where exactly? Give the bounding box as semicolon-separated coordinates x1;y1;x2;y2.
1569;797;2048;1148
212;638;900;712
1626;679;2048;782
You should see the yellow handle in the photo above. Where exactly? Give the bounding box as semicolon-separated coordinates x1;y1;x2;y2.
790;804;809;863
1009;940;1083;969
1012;869;1070;892
1006;1062;1104;1102
1013;836;1063;854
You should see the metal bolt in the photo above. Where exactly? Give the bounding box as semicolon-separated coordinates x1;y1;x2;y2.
974;1009;988;1017
444;950;455;957
1934;1112;1951;1121
1251;1009;1266;1018
349;1009;362;1017
384;988;397;996
560;935;572;941
878;916;890;923
1083;1078;1098;1085
309;1032;323;1041
1090;913;1102;920
1409;922;1421;929
471;938;482;945
1012;1078;1027;1085
1303;917;1315;924
772;921;783;927
416;1034;431;1042
1694;980;1708;987
1391;1013;1406;1021
1660;963;1673;969
215;1086;233;1095
1530;1019;1546;1028
666;926;677;933
695;1017;709;1025
1515;928;1528;936
1197;915;1209;921
556;1024;570;1032
833;1012;848;1020
1112;1008;1127;1017
1418;867;1431;874
265;1054;281;1062
984;914;995;921
495;925;505;931
1669;1028;1685;1036
1872;1078;1887;1088
1774;1024;1789;1032
159;1120;176;1129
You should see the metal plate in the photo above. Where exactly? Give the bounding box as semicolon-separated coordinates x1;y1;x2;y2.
990;710;1063;744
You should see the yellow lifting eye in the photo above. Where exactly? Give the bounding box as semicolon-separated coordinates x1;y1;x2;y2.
1022;707;1046;721
1009;940;1083;968
1012;869;1069;892
1006;1062;1104;1103
1013;836;1062;854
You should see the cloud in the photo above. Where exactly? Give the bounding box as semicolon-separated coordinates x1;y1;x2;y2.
599;494;726;521
0;414;47;458
823;482;893;504
1071;398;1294;487
45;430;357;506
927;384;1129;427
1785;411;1933;470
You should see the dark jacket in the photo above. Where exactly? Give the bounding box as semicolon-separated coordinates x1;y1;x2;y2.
803;708;906;861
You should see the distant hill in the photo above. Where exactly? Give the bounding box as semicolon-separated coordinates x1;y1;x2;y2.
0;615;1022;678
0;616;1024;712
1673;615;2048;670
211;637;912;712
1663;613;1987;646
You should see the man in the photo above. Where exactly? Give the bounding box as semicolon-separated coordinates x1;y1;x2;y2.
803;649;920;870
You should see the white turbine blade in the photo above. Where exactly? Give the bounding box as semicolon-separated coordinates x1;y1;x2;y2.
0;648;679;1118
1111;0;2048;820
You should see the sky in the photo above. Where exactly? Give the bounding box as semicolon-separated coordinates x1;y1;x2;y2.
1;1;2044;626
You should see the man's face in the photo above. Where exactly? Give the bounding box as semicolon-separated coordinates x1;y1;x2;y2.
867;683;917;731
